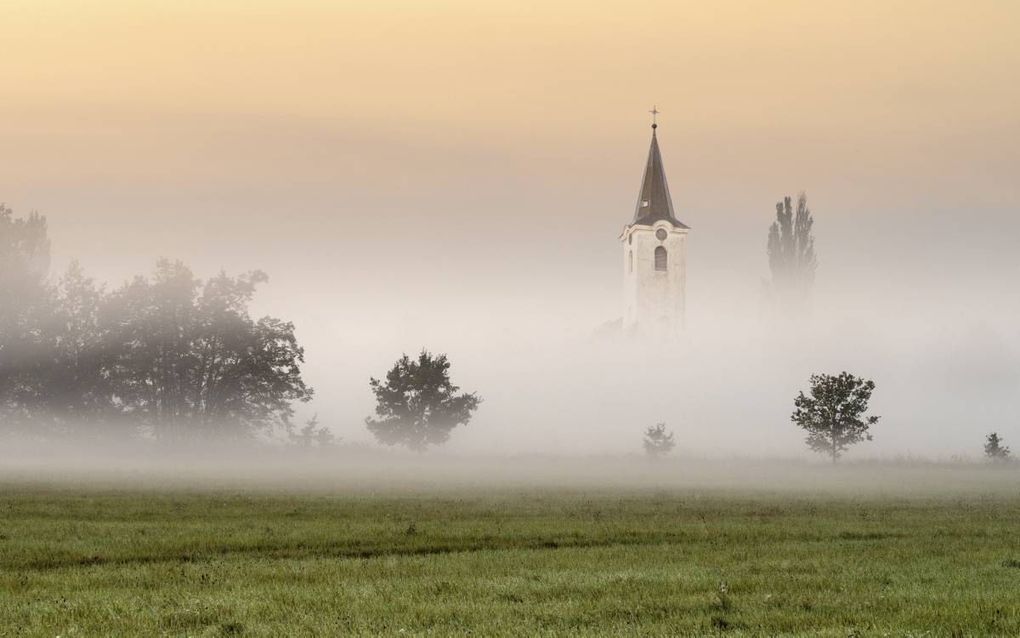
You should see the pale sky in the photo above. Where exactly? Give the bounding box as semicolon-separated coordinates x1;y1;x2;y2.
2;1;1018;454
3;1;1017;272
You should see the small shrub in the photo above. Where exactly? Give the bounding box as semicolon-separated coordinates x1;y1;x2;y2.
643;423;676;458
985;433;1012;463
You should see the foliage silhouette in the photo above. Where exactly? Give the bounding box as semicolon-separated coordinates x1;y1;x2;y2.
366;351;480;451
984;432;1011;463
792;372;879;463
643;422;676;458
1;206;312;439
766;193;817;312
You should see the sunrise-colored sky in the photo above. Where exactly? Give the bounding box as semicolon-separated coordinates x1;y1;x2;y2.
4;1;1017;184
3;0;1018;322
2;1;1019;452
3;0;1017;241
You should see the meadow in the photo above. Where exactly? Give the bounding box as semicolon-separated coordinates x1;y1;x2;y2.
1;459;1019;636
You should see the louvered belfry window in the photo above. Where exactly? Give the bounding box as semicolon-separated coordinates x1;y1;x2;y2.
654;246;667;272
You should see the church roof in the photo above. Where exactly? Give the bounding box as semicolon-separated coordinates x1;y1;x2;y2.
632;125;688;228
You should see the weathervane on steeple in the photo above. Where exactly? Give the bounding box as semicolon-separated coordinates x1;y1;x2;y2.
649;105;660;129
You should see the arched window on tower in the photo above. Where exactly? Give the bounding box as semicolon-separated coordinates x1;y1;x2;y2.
654;246;667;272
628;250;633;273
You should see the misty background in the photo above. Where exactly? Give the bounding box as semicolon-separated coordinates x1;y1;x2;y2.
1;1;1018;458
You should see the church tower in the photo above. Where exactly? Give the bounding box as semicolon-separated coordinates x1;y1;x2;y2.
621;115;689;338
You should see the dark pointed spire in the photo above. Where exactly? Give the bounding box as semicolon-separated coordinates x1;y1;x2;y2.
632;117;688;228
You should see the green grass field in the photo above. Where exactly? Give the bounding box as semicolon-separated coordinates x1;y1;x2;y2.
2;465;1020;636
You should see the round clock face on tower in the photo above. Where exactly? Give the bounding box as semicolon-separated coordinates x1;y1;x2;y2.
655;229;668;241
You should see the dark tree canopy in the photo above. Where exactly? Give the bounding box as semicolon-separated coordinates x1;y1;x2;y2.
643;422;676;458
1;205;312;440
46;262;115;426
0;206;58;431
0;205;50;293
366;351;480;451
767;193;817;310
984;432;1011;462
792;372;879;463
102;260;312;440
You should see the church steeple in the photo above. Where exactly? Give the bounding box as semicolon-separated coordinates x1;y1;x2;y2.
632;118;688;228
620;109;689;338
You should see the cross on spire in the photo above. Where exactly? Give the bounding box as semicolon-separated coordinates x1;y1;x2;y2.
649;105;660;128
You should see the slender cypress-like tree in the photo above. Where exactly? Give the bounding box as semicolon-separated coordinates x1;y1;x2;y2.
767;193;817;311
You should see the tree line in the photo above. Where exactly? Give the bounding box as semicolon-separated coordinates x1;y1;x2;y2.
1;205;481;448
0;205;312;440
1;204;1013;461
0;191;820;444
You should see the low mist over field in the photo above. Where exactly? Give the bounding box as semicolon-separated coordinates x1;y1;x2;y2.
2;0;1019;469
2;238;1016;461
2;179;1019;463
2;446;1019;500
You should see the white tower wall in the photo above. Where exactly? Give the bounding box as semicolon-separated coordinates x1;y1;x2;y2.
622;220;687;338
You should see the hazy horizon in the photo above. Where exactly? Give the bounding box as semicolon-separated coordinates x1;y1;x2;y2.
2;1;1018;459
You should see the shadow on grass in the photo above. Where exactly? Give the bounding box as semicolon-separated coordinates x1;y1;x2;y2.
20;533;687;572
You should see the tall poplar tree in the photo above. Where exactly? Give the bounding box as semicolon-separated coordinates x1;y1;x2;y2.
767;193;817;311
